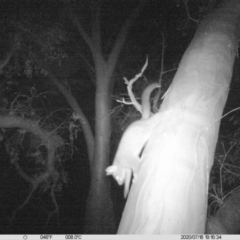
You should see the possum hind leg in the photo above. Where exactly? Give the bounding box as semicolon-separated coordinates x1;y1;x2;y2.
123;168;132;198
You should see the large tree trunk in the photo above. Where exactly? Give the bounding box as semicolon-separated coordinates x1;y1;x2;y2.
84;63;116;233
81;1;146;233
118;0;240;234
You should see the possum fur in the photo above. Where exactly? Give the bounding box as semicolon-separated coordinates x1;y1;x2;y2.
106;83;160;198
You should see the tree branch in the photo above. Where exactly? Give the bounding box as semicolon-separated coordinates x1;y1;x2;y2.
47;70;95;164
106;0;146;78
117;57;148;113
91;0;102;53
0;34;17;72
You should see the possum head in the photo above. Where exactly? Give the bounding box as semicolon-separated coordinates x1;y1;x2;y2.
106;165;132;198
106;165;126;185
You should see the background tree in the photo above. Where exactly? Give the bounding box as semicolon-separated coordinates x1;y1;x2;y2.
0;48;71;233
0;2;84;233
62;0;147;233
0;0;147;233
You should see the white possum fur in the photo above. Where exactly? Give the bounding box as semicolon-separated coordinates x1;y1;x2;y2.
106;83;160;198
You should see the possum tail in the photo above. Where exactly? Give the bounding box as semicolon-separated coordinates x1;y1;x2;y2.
141;83;160;119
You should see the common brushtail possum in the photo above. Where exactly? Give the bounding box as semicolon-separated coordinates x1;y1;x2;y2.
106;83;160;198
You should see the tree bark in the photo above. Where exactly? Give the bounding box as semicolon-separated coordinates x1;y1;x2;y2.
78;0;146;233
118;0;240;234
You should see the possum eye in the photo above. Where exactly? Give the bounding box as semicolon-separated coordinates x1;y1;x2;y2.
115;172;125;185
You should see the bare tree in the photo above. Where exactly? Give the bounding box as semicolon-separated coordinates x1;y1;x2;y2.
63;0;146;233
0;1;146;232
